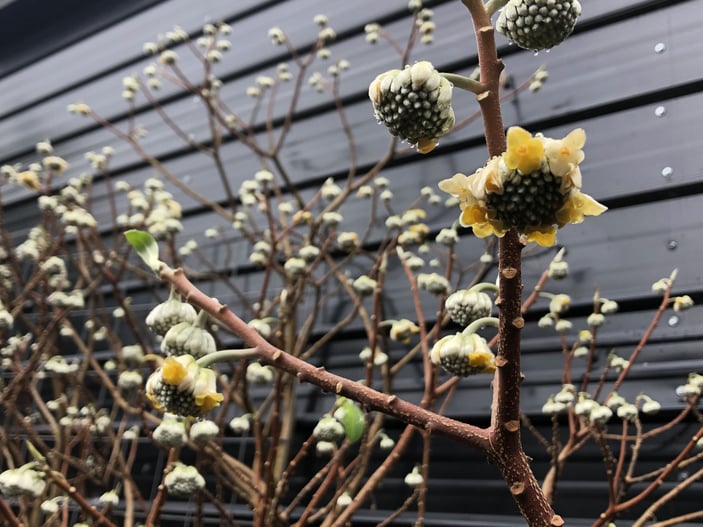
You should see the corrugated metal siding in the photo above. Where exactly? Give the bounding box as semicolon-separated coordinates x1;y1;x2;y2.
2;0;702;524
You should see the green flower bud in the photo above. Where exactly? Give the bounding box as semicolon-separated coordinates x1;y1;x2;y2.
445;289;493;327
161;321;216;358
497;0;582;52
368;61;454;153
146;293;198;336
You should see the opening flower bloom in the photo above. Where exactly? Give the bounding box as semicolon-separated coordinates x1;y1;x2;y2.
146;355;223;417
439;127;606;247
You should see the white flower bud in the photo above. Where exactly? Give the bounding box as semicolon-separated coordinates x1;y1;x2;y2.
404;466;424;488
313;415;345;442
164;464;205;497
229;415;250;435
616;403;639;422
153;415;187;448
587;313;605;327
189;419;219;443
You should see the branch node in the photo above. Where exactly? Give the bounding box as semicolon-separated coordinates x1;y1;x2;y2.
551;514;565;526
217;303;227;313
504;420;520;432
510;481;525;495
335;382;343;394
511;317;525;329
501;267;518;279
479;25;493;34
495;356;508;367
272;350;282;361
477;90;491;102
386;395;398;405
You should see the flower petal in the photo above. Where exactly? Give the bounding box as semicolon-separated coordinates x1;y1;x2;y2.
504;126;544;174
525;225;558;247
162;357;188;385
556;192;607;226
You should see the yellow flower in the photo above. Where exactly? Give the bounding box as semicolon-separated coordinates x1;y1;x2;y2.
555;191;607;227
504;127;544;174
544;128;586;178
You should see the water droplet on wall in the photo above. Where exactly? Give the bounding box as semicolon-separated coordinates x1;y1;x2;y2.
654;42;666;53
654;106;666;117
661;166;673;179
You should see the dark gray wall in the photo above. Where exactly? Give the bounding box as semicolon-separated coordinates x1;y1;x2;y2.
1;0;702;525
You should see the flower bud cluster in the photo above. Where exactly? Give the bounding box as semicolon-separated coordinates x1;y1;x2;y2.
146;291;198;336
0;463;46;498
430;332;496;377
497;0;582;52
145;355;224;417
445;288;493;327
164;463;205;497
417;272;450;295
369;61;454;154
313;415;345;442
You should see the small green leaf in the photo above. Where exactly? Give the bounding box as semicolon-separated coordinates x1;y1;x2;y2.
124;229;161;272
334;398;365;443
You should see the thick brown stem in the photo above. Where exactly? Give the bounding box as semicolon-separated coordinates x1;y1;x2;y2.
460;1;560;525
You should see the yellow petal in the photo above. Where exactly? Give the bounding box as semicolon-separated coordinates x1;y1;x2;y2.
438;173;470;197
556;192;607;226
162;357;188;385
504;126;544;174
195;392;224;412
471;221;498;239
460;205;487;227
417;137;438;154
525;225;558;247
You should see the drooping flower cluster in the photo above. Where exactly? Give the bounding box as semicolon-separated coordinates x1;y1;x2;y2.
439;127;606;247
497;0;582;52
430;332;496;377
368;61;454;153
145;355;223;417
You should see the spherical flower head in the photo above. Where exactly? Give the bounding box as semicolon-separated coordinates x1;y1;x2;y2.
497;0;582;52
146;355;223;417
0;464;46;498
153;414;188;448
445;289;493;327
161;321;216;358
389;319;420;344
439;127;606;247
146;295;198;336
430;332;496;377
189;419;220;443
313;415;345;442
352;275;377;296
368;61;454;153
165;463;205;497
